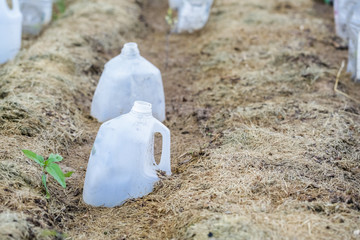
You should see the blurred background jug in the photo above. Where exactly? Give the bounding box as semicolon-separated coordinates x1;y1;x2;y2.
347;2;360;82
0;0;22;64
334;0;357;42
83;101;171;207
91;42;166;122
19;0;53;35
175;0;213;33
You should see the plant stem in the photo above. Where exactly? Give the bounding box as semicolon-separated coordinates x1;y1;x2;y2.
165;32;170;70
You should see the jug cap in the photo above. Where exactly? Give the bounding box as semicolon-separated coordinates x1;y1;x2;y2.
121;42;140;57
131;101;152;114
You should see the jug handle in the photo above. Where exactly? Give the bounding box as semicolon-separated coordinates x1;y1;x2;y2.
152;121;171;175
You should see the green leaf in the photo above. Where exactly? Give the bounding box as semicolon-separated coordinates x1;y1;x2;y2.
42;174;50;199
64;171;74;178
22;150;45;166
41;229;68;238
41;230;58;237
56;0;66;13
47;154;63;164
45;163;66;188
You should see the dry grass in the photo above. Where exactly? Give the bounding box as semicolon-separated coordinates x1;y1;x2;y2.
0;0;142;238
0;0;359;239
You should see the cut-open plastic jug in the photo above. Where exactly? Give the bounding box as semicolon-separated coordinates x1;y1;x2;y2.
91;42;166;122
0;0;22;64
83;101;171;207
19;0;53;35
175;0;213;33
347;2;360;82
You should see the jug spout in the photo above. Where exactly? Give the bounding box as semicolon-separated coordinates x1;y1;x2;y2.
130;101;153;117
121;42;140;58
132;101;152;113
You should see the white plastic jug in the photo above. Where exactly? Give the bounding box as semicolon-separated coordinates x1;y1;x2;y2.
91;42;166;122
175;0;213;33
347;2;360;81
83;101;171;207
0;0;22;64
19;0;53;35
357;31;360;81
334;0;357;41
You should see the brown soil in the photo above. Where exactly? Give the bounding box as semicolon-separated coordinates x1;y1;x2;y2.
0;0;359;239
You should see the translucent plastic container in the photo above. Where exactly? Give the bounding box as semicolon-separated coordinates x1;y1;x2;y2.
83;101;171;207
357;32;360;81
91;42;166;122
175;0;213;33
334;0;357;41
0;0;22;64
19;0;53;35
347;3;360;82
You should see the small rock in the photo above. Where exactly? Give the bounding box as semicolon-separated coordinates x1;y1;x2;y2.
354;229;360;236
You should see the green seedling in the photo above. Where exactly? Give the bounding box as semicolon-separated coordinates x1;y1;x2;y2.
164;8;178;69
53;0;66;20
22;150;73;199
41;229;68;239
165;8;177;31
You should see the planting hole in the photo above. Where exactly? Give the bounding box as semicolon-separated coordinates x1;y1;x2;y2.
154;132;162;165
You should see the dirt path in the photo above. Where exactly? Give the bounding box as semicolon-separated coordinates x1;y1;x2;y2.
0;0;359;239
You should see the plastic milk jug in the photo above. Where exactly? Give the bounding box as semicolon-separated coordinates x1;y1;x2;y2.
175;0;213;33
0;0;22;64
347;2;360;81
334;0;357;41
83;101;171;207
91;43;166;122
19;0;53;35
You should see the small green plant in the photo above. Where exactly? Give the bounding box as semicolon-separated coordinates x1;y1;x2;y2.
41;229;68;239
22;150;73;199
164;8;178;69
53;0;66;20
165;8;177;31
